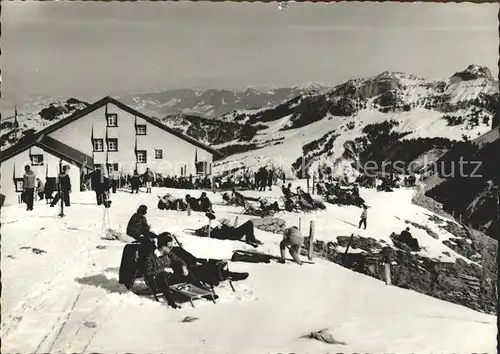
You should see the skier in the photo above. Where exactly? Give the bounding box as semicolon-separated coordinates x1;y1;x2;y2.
278;226;303;265
358;204;368;230
50;166;71;207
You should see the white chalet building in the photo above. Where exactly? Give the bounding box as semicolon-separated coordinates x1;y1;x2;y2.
0;96;224;206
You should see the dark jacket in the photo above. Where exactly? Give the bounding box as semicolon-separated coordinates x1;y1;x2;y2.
57;172;71;191
198;196;213;212
131;173;142;186
126;213;151;240
90;169;109;192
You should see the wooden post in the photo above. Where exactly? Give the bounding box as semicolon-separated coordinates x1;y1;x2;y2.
312;174;315;195
187;203;191;216
306;174;310;194
234;216;239;227
298;217;302;231
208;219;212;238
308;221;315;261
459;214;462;223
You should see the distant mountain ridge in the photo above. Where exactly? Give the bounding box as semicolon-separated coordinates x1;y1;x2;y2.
118;84;330;119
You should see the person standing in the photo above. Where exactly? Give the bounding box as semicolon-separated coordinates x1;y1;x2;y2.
111;169;120;193
358;204;368;230
23;165;36;211
267;167;274;191
90;166;110;205
142;167;154;194
260;167;268;191
50;166;71;207
35;178;45;201
380;246;392;285
130;170;141;194
278;226;304;265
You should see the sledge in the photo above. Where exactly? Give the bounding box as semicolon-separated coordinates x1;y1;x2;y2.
233;249;315;265
169;282;217;307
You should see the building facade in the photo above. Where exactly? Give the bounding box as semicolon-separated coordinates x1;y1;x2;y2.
0;96;223;206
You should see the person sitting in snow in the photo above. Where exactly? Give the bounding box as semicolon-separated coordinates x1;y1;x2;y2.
143;233;188;309
281;183;293;198
185;194;201;212
160;232;249;286
279;226;304;265
259;197;280;214
158;193;174;210
210;217;263;248
159;194;188;211
198;192;214;213
126;205;156;241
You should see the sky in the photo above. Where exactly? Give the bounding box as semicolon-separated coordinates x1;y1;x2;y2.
1;1;498;112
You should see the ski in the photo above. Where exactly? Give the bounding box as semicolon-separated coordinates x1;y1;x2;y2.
233;249;315;264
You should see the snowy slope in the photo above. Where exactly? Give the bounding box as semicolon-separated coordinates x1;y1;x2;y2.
208;65;497;178
1;186;496;353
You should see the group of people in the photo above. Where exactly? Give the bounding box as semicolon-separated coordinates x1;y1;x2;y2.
318;182;365;207
124;203;305;308
281;183;326;212
122;203;307;308
157;191;214;213
21;164;72;211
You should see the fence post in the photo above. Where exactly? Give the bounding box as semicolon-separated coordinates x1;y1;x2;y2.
187;203;191;216
312;174;316;195
298;217;302;231
308;221;315;261
306;174;310;194
234;216;239;227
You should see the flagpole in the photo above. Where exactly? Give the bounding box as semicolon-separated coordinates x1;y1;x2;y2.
58;159;64;217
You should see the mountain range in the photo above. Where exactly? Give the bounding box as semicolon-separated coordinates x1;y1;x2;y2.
1;64;498;237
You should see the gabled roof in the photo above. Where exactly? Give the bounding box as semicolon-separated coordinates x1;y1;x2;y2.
0;96;224;163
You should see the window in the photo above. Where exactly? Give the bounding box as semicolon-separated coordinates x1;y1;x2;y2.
155;149;163;159
107;138;118;152
14;178;24;192
107;163;119;172
136;150;147;163
107;113;118;127
195;161;208;174
136;125;147;135
92;139;104;152
30;154;44;166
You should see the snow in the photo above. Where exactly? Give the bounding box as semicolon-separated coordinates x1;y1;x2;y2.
213;101;492;178
1;185;495;353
